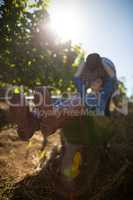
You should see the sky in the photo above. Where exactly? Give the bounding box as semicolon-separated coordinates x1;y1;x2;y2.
49;0;133;96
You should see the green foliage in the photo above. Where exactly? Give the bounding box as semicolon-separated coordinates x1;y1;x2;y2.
0;177;14;200
0;0;84;92
118;81;127;96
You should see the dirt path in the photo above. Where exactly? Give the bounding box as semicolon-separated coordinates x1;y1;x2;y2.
0;128;60;182
1;112;133;200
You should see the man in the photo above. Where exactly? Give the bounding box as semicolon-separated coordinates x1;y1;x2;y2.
54;53;118;184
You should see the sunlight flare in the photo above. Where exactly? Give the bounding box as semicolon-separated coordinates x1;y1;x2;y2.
49;7;82;43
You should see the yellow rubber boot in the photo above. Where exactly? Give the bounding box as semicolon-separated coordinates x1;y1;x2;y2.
71;151;81;178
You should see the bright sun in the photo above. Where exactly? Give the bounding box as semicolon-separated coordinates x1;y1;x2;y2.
49;7;81;43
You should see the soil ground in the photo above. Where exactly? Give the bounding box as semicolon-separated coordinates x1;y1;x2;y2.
0;103;133;200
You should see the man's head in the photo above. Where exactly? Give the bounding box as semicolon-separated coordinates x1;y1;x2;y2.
85;53;102;70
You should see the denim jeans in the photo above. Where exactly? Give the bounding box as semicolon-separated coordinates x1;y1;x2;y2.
98;77;116;113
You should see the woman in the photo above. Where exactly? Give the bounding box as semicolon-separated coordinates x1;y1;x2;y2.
73;53;118;116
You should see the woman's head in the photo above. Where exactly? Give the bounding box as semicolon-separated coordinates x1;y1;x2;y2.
91;78;103;92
